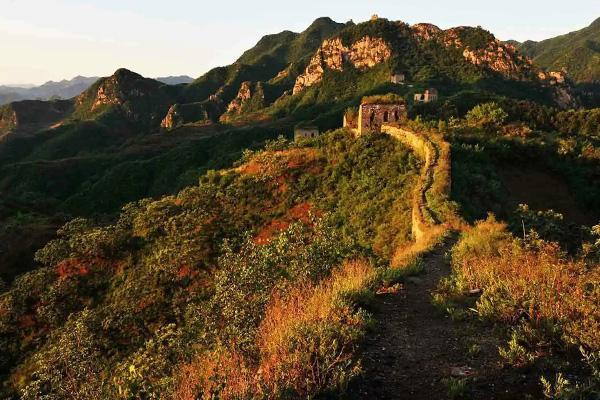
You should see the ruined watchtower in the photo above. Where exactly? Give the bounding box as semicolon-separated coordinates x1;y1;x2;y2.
356;94;407;135
413;88;438;103
343;94;407;135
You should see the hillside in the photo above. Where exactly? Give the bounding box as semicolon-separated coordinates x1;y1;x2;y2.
0;75;197;106
1;109;599;398
0;16;592;282
516;17;600;83
156;75;195;85
171;17;579;129
0;131;423;398
0;15;600;398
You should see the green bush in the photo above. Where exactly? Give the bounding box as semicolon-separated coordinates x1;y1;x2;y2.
466;102;508;130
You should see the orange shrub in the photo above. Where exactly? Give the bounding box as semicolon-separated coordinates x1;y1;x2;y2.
450;216;600;351
173;260;375;399
173;348;254;400
256;259;374;396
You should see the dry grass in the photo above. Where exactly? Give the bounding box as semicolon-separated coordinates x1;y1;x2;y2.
174;260;375;399
173;349;253;400
256;259;374;396
450;216;600;352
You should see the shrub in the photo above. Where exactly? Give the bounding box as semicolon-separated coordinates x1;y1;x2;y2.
176;260;375;399
447;215;600;354
465;102;508;130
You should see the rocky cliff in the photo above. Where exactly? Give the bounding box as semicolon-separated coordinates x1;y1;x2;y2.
225;81;266;115
161;100;222;129
293;36;392;94
75;68;175;126
0;100;73;141
412;24;536;80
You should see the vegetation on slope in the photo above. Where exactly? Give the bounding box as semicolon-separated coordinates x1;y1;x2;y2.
1;14;600;398
517;17;600;83
0;130;421;398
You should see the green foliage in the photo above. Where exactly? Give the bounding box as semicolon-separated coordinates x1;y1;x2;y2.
379;258;424;287
111;324;180;399
541;349;600;399
312;131;420;258
20;309;108;400
554;108;600;136
206;220;349;350
465;102;508;129
498;329;538;366
361;93;405;105
0;128;421;398
518;17;600;83
34;217;130;267
512;204;585;253
442;377;468;400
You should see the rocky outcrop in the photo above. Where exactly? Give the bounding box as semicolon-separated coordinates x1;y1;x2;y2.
226;81;253;114
0;100;73;141
412;23;442;41
348;36;393;69
225;81;265;114
539;70;567;85
160;100;222;129
461;42;534;80
293;36;392;94
553;86;577;109
75;68;173;126
0;107;18;135
218;81;268;122
410;25;537;80
76;69;151;112
161;105;182;129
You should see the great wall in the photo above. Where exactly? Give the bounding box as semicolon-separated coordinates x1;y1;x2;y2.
381;125;455;245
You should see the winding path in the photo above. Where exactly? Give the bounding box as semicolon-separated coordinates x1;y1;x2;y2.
346;126;539;399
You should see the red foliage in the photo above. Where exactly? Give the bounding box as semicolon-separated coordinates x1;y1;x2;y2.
254;202;319;245
56;259;90;279
135;295;155;313
17;314;36;329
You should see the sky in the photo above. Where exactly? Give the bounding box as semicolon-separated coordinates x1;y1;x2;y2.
1;0;599;85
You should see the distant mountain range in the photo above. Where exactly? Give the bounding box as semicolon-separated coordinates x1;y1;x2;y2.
0;75;194;105
0;76;98;105
155;75;194;85
511;17;600;83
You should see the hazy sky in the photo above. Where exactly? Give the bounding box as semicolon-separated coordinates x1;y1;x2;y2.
1;0;599;85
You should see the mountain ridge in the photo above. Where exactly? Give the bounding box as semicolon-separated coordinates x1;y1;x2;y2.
514;17;600;82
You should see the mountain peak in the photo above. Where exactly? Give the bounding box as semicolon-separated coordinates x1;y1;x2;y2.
306;16;338;30
111;68;145;82
589;17;600;29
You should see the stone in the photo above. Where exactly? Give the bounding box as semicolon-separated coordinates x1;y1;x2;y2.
357;100;407;135
293;36;392;94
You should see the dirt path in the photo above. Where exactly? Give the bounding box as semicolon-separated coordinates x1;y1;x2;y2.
346;238;541;400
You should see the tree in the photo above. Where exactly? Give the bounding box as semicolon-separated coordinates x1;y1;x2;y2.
466;102;508;130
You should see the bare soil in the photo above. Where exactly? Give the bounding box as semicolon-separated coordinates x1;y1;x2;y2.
346;239;543;400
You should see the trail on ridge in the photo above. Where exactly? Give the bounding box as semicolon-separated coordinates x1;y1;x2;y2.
346;126;541;399
347;238;541;399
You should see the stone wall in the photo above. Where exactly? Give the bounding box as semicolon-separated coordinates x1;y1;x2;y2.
358;103;406;135
382;126;453;242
